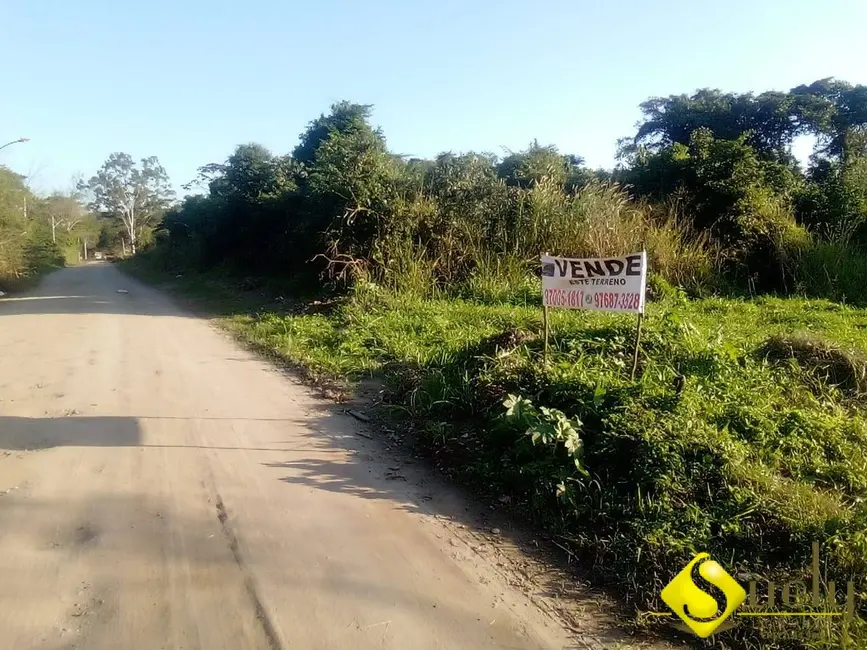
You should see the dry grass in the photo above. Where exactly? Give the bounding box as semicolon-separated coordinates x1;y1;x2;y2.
758;333;867;395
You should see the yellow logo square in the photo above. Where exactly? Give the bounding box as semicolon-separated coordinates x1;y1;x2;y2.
660;552;746;638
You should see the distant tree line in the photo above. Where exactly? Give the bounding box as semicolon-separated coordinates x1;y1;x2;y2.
0;150;174;289
11;77;867;299
149;78;867;300
0;168;95;289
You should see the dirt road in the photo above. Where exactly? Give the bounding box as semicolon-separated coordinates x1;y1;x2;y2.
0;264;582;650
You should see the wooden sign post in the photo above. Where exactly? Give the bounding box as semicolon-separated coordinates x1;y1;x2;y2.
631;312;644;380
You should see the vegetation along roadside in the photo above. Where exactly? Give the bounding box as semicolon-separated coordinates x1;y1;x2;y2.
129;78;867;650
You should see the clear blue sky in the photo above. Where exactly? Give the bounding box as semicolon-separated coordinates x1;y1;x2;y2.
2;0;866;195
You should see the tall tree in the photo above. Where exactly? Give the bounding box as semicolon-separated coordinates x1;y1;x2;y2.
791;79;867;159
80;153;174;254
43;192;85;243
623;88;808;163
293;101;375;167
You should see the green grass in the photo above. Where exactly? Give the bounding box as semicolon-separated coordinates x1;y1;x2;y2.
126;260;867;649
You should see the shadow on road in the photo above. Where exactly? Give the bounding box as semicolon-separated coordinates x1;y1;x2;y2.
0;416;142;450
0;415;334;454
257;402;634;649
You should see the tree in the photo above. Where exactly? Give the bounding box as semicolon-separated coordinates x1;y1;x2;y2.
201;143;294;203
791;79;867;159
43;192;85;243
287;102;399;270
798;128;867;234
0;169;68;283
305;112;397;262
623;88;812;164
293;101;375;167
80;153;174;254
497;142;593;190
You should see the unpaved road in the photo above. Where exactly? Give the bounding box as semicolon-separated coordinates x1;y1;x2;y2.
0;264;590;650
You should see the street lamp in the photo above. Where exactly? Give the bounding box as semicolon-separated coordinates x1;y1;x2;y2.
0;138;30;152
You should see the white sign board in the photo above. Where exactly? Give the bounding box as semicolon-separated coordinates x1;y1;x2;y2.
541;251;647;314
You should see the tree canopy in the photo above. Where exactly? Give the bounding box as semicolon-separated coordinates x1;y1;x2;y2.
79;153;174;254
141;77;867;296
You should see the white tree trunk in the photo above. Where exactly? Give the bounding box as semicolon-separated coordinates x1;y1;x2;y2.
124;203;137;256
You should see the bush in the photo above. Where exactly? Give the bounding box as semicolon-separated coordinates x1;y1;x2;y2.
24;238;64;273
0;228;64;291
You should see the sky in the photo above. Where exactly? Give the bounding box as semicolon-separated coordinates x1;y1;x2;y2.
2;0;866;195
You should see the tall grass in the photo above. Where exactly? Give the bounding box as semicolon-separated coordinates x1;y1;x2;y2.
366;181;720;300
794;227;867;304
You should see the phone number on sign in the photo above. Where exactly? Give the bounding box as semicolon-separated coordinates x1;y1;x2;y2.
544;289;641;311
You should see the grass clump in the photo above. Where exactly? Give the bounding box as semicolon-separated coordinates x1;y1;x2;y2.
758;333;867;395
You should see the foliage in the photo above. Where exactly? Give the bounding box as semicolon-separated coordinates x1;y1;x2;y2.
793;234;867;303
0;168;30;285
0;167;89;289
43;193;85;242
797;128;867;238
791;79;867;159
152;79;867;303
503;394;587;500
124;76;867;650
308;115;397;262
497;140;592;189
79;152;174;254
616;79;867;297
623;88;813;162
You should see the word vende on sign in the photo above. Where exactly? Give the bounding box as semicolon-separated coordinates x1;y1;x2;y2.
541;251;647;314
